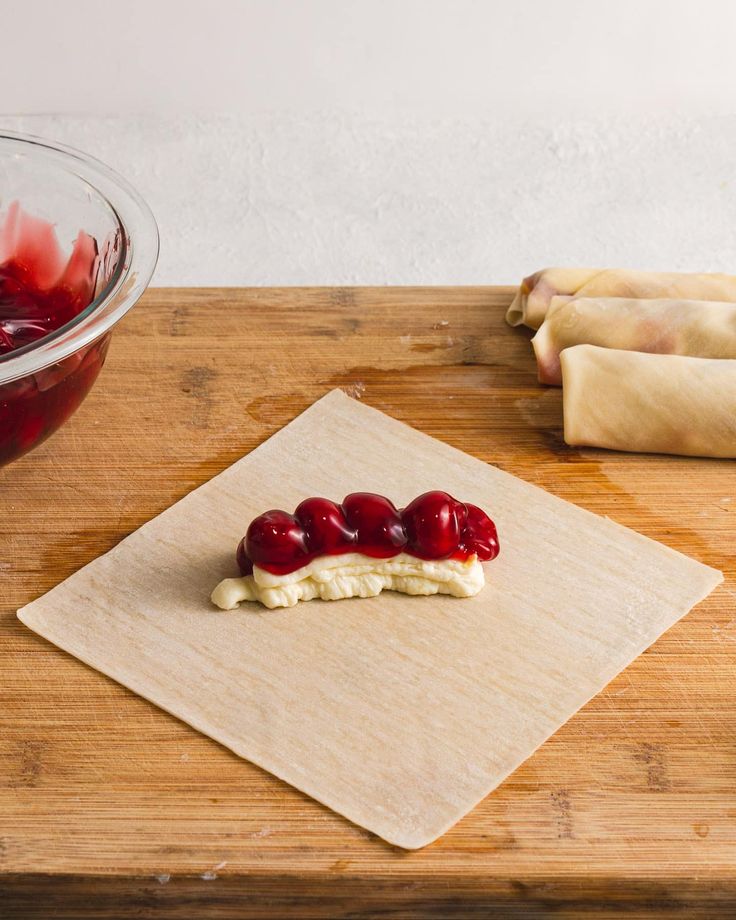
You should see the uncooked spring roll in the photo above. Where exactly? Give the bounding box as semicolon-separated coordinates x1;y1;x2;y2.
506;268;600;329
561;345;736;458
506;268;736;330
533;297;736;386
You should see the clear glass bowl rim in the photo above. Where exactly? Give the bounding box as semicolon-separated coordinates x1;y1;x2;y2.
0;130;159;384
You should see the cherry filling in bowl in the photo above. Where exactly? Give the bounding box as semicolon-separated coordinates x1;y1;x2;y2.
0;334;111;465
0;203;104;463
0;133;158;466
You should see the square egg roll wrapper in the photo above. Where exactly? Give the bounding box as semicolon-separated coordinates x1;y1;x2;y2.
507;268;736;330
533;297;736;385
561;344;736;458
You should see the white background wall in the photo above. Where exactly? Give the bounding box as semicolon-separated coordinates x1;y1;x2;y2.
3;1;736;284
7;0;736;117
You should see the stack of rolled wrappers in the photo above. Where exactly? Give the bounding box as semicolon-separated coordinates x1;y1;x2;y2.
507;268;736;458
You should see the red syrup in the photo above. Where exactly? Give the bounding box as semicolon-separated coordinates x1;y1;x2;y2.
237;491;500;576
0;202;104;466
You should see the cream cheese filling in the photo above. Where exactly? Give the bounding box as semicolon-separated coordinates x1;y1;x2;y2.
211;552;484;610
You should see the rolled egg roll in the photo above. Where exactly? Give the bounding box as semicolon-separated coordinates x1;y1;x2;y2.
507;268;736;330
533;297;736;385
561;344;736;458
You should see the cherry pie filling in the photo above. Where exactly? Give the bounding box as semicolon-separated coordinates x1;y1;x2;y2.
0;203;102;465
236;491;500;577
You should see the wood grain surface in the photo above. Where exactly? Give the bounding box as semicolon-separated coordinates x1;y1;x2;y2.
2;287;736;918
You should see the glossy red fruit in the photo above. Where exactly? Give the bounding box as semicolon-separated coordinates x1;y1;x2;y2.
236;537;253;576
245;510;308;570
463;503;500;561
296;497;356;554
341;492;406;557
0;206;102;465
402;491;464;559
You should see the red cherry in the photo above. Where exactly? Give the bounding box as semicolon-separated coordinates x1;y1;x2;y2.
462;504;500;561
296;497;356;554
236;537;253;576
341;492;406;557
245;510;308;570
17;413;46;452
401;491;465;559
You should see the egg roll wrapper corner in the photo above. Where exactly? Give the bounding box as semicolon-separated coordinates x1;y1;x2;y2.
507;267;736;331
533;297;736;386
560;345;736;458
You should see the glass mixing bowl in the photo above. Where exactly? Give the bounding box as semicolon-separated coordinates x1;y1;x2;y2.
0;132;158;466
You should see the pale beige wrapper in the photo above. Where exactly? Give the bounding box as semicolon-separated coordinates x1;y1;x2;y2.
506;267;736;330
533;297;736;385
18;390;722;848
562;344;736;457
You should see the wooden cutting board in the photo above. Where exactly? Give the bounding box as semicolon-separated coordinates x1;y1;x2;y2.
2;287;736;918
